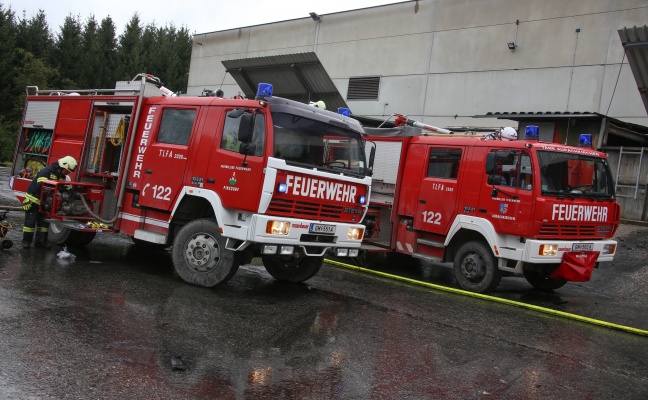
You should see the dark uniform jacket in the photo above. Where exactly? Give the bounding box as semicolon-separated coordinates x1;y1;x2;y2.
24;162;66;206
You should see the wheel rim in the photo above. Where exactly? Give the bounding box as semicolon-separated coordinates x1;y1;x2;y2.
50;223;64;234
183;233;220;274
461;252;486;282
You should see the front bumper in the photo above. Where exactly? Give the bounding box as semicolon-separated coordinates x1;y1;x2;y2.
523;239;617;264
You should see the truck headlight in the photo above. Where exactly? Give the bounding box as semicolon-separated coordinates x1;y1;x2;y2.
602;243;616;255
266;221;290;235
539;244;558;256
347;227;364;241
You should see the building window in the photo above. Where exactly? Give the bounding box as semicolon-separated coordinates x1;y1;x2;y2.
157;109;197;145
347;76;380;100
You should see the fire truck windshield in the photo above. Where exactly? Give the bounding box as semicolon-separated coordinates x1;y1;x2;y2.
537;150;615;199
271;112;367;177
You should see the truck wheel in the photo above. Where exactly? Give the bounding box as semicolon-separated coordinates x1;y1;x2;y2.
48;223;96;246
262;254;323;282
453;241;502;293
74;232;96;246
523;265;567;291
171;219;240;287
48;222;74;245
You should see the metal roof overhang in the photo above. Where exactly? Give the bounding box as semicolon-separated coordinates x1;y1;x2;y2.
473;111;602;120
473;111;648;145
222;52;348;111
618;25;648;115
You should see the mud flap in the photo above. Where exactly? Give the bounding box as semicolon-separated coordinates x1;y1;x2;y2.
549;251;600;282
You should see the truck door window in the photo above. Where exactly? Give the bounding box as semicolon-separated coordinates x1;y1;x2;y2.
220;110;265;156
517;153;533;190
491;151;532;190
157;109;197;145
427;148;461;179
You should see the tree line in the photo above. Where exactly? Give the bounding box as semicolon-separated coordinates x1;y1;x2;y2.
0;2;193;162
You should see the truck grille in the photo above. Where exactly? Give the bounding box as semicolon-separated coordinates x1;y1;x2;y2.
267;197;343;221
538;224;597;238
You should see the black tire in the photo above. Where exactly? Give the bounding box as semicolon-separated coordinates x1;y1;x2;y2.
48;223;95;246
48;222;74;245
453;241;502;293
262;254;323;283
75;231;97;246
523;264;568;291
171;219;239;287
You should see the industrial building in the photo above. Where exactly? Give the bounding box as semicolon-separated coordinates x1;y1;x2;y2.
188;0;647;127
187;0;648;220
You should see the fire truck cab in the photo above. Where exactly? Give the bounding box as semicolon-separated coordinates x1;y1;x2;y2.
10;75;373;287
363;125;620;293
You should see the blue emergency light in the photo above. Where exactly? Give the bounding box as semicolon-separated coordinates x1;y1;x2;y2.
337;107;351;116
525;125;539;141
358;194;366;205
579;134;592;147
277;182;288;193
256;83;273;100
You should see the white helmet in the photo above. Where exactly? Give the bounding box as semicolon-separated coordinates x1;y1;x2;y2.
308;100;326;109
500;127;518;140
58;156;78;172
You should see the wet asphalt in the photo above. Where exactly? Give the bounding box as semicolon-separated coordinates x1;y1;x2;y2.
0;165;647;399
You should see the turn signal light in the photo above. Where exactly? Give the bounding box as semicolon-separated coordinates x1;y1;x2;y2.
347;227;364;241
266;221;290;235
603;243;616;255
539;244;558;256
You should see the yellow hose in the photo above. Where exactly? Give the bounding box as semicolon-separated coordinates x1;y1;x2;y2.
111;118;125;146
325;259;648;337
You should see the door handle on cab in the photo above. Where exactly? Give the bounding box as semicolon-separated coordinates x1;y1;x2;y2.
419;199;426;204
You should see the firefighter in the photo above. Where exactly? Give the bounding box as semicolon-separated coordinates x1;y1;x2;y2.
22;156;77;249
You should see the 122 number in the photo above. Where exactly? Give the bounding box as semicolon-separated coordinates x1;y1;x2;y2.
422;211;441;225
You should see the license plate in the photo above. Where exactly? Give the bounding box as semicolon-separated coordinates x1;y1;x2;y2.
572;243;593;251
309;223;336;235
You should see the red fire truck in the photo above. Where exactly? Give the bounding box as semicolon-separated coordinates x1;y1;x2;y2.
361;117;620;293
9;74;373;287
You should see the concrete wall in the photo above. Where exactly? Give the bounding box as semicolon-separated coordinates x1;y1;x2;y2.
188;0;648;129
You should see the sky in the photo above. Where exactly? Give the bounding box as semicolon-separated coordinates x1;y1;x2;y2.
5;0;411;35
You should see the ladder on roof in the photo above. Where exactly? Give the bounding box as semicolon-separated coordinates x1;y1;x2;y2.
615;146;645;199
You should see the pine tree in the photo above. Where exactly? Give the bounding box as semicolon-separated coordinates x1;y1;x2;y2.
96;16;118;88
16;9;53;61
0;3;18;115
79;15;99;88
53;14;83;88
117;13;143;80
0;4;19;163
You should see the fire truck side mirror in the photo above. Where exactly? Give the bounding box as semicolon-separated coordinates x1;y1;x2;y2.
486;150;514;175
237;113;254;143
228;109;245;118
239;143;257;156
485;152;496;175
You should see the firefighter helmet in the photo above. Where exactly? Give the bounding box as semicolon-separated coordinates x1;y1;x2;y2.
500;127;518;140
58;156;78;172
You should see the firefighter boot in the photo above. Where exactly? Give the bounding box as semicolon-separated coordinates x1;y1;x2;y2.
34;230;51;249
22;228;34;249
